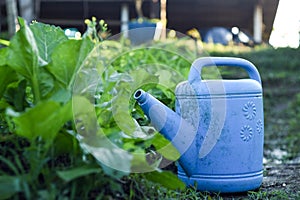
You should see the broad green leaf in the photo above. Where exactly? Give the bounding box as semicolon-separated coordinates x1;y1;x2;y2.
0;47;7;66
49;88;71;103
76;37;94;69
5;80;27;112
0;66;17;99
10;100;72;143
68;36;94;92
0;176;21;199
30;22;68;63
47;40;81;87
144;171;185;190
57;165;101;182
38;68;54;97
53;131;78;156
47;37;94;89
18;17;26;28
7;20;39;79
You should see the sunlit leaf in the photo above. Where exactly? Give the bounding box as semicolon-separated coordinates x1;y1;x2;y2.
47;37;94;88
30;22;68;63
7;20;39;79
47;40;81;87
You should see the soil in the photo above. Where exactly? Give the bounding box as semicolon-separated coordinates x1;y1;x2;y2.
220;162;300;199
262;163;300;193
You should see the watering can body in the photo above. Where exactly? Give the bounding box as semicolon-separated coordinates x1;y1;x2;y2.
134;57;264;193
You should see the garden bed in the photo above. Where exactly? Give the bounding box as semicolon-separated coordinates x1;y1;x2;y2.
1;18;300;199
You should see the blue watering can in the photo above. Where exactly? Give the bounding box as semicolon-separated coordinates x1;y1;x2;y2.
134;57;264;193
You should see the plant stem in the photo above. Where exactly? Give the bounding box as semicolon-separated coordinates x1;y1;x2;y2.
31;49;41;104
32;71;41;104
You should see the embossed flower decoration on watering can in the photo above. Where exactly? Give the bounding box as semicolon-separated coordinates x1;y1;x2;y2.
134;57;264;193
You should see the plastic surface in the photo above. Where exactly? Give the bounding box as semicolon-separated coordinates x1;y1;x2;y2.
188;57;261;84
176;57;264;192
135;57;264;193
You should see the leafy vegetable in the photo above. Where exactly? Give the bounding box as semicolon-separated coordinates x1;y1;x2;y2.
0;65;17;98
7;100;72;145
0;17;195;199
30;22;68;64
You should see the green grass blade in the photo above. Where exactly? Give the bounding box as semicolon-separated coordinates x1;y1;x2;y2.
0;155;20;175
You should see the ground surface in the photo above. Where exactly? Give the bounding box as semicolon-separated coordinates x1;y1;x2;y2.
262;163;300;193
217;162;300;199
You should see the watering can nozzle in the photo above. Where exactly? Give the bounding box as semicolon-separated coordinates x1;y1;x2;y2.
134;89;197;176
134;89;147;105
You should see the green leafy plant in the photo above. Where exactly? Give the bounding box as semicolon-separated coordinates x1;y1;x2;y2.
3;16;298;200
0;17;190;199
0;17;98;199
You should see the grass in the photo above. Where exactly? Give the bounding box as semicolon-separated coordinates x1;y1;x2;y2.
124;174;300;200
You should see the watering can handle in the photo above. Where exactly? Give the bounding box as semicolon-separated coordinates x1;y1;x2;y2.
188;57;262;85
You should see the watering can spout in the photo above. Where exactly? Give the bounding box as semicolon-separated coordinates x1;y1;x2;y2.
134;89;196;176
